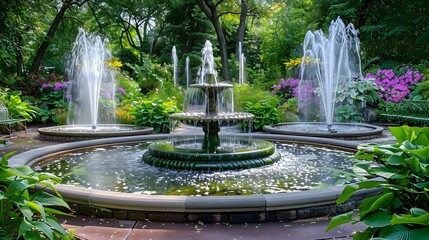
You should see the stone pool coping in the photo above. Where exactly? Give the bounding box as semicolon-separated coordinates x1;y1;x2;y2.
264;122;384;140
10;133;378;223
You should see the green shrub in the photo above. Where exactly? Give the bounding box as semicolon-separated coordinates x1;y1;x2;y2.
327;126;429;239
0;88;39;121
126;54;172;94
131;97;180;133
234;84;279;112
0;152;73;239
244;99;280;131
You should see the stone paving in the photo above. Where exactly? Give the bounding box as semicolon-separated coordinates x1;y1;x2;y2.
0;124;396;239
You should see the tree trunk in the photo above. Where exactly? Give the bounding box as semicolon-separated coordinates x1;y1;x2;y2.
15;35;23;76
236;0;248;57
195;0;230;82
28;0;71;74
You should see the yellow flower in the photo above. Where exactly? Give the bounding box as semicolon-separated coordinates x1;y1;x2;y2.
107;58;123;68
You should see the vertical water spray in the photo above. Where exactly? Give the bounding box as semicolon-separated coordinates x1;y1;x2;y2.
172;46;178;86
238;42;246;85
185;56;190;88
299;17;362;131
65;28;116;130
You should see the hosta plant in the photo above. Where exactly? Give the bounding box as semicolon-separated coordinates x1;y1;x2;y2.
131;97;179;133
244;99;280;131
0;152;73;239
327;126;429;239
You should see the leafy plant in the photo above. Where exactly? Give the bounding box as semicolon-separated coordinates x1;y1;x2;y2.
126;54;172;94
131;97;179;133
0;152;73;239
244;99;280;131
327;126;429;239
334;104;363;123
0;88;39;121
233;84;279;112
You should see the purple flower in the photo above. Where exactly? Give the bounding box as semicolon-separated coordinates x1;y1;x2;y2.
41;83;53;89
369;67;423;103
117;87;126;95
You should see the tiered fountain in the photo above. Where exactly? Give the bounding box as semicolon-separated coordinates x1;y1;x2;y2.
38;28;152;140
12;39;377;223
264;18;383;139
143;41;279;170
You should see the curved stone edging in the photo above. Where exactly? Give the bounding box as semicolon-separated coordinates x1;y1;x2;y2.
38;124;154;141
264;122;384;139
10;133;378;222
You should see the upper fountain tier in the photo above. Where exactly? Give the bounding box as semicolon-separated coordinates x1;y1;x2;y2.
170;40;253;124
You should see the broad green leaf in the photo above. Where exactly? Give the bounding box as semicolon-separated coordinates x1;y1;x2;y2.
1;152;14;166
32;221;54;240
361;193;394;217
37;172;61;183
411;208;429;217
392;213;429;226
44;207;74;216
18;218;34;239
352;162;371;176
400;140;417;150
19;205;33;221
386;154;407;165
46;216;68;236
353;227;380;240
6;180;32;196
354;153;374;161
33;192;69;209
26;201;46;221
408;146;429;161
405;156;420;173
379;224;429;240
389;126;408;144
357;180;384;189
361;210;393;227
414;181;429;189
336;185;358;204
370;166;409;180
325;211;353;232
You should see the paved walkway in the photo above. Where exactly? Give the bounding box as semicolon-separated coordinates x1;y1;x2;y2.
0;124;394;240
59;214;364;240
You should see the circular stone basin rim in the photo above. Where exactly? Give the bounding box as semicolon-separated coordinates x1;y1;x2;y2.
264;122;384;138
38;124;154;138
10;133;375;220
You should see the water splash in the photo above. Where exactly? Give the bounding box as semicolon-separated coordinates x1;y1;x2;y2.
299;17;362;129
65;28;116;129
185;56;191;88
238;42;246;85
172;46;179;86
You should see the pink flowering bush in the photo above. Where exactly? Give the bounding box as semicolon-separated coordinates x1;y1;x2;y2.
365;67;425;103
271;78;300;104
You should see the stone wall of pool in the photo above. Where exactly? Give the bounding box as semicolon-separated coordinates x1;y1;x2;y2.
10;133;379;223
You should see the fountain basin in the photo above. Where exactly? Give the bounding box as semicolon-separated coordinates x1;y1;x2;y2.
264;122;384;140
10;134;378;223
38;124;153;141
143;137;280;171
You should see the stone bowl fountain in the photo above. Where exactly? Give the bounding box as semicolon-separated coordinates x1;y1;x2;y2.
264;122;384;140
38;124;153;141
38;28;152;141
265;18;384;140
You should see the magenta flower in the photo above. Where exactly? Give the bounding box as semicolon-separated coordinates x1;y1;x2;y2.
366;66;425;103
117;87;126;95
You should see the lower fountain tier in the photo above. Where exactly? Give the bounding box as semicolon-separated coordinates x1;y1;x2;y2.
142;137;280;171
169;112;254;122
